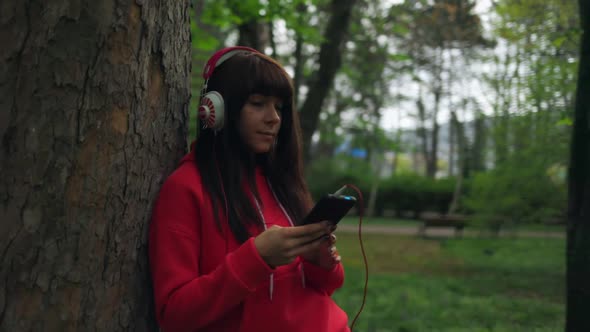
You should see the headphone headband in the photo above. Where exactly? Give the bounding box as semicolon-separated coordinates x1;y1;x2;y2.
198;46;261;131
202;46;260;79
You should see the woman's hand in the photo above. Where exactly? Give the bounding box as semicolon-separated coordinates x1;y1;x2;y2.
254;221;332;268
301;225;340;270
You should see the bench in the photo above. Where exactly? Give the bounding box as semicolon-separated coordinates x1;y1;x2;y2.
418;212;468;237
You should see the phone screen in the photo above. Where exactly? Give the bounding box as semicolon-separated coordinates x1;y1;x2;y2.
300;194;356;225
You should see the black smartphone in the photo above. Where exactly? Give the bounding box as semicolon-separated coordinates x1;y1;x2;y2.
300;194;357;225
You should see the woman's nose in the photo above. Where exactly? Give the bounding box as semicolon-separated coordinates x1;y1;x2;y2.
266;104;281;123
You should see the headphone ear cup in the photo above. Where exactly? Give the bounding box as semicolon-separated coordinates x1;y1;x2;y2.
198;91;225;130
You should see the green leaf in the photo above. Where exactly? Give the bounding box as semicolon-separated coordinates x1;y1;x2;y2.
552;36;567;48
555;117;573;126
389;53;412;62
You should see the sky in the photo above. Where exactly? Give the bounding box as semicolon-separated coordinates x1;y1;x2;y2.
379;0;494;131
268;0;496;133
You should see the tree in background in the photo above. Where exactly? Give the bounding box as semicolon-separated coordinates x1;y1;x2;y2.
489;0;579;168
401;0;489;178
299;0;357;162
465;0;579;228
566;0;590;330
0;1;190;330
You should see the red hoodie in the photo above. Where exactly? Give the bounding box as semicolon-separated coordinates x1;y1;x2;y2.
149;150;350;332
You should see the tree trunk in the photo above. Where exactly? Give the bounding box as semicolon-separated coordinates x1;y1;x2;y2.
427;85;441;178
292;2;308;107
448;116;455;176
471;112;487;172
416;92;429;176
238;21;269;52
448;110;466;214
0;1;190;331
268;21;277;58
299;0;356;162
566;1;590;330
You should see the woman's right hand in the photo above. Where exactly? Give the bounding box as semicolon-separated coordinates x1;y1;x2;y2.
254;221;332;268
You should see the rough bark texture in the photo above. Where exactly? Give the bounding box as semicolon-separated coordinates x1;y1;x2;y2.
0;1;190;330
237;21;269;52
426;86;441;178
447;110;466;215
299;0;356;162
292;2;307;107
566;1;590;330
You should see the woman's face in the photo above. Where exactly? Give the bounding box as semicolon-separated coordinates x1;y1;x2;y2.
238;94;283;154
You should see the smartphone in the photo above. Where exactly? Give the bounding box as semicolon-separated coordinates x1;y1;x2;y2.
300;194;357;225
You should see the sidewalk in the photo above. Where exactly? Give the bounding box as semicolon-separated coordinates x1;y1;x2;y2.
336;224;566;239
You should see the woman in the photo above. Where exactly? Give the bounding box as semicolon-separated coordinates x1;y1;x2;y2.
149;46;349;331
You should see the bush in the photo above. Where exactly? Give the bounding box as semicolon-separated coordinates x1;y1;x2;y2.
463;162;566;229
305;156;371;204
306;158;457;218
376;173;456;218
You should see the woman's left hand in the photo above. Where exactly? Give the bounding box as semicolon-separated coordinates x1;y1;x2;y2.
301;227;341;269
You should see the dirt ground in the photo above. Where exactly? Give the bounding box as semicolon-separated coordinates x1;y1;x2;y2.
336;224;566;239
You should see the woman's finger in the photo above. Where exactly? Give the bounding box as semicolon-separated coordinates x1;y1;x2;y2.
330;246;339;257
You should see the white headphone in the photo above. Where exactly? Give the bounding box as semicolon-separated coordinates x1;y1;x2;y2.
198;46;260;131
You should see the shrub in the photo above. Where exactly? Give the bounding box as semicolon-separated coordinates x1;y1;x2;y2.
463;162;566;229
306;156;372;204
306;158;458;218
376;173;456;218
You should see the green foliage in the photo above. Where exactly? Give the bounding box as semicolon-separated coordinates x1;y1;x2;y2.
306;156;372;202
306;156;457;217
333;233;565;331
464;162;567;228
376;173;456;217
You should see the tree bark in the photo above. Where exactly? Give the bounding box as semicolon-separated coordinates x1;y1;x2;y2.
427;85;441;178
299;0;356;162
448;110;466;215
0;1;190;330
292;2;308;107
471;112;487;173
448;116;455;176
566;1;590;330
416;92;429;176
237;21;269;52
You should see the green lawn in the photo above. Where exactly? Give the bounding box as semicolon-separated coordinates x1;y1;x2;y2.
332;233;565;332
339;216;566;234
339;216;421;227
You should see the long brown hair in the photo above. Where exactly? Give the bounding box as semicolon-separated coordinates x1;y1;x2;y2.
194;50;313;243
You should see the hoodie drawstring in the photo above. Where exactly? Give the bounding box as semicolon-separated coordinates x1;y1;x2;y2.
253;180;307;301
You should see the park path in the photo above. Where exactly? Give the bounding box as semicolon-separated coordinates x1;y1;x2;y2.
336;224;566;239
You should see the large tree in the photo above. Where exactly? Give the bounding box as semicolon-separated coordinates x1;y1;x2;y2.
299;0;357;162
0;1;190;330
566;1;590;330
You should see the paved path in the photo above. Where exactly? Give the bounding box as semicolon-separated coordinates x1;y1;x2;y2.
337;224;565;239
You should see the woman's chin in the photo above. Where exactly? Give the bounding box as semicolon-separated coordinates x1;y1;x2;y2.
251;144;272;154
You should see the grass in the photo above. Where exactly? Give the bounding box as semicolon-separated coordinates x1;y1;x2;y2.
332;233;565;332
338;216;566;235
339;216;421;228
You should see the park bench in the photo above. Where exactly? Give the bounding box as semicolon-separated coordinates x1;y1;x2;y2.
418;212;468;237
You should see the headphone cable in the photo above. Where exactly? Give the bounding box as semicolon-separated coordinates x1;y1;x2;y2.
337;184;368;331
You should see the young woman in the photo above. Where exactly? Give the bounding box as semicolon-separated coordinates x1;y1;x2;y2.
149;46;350;331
